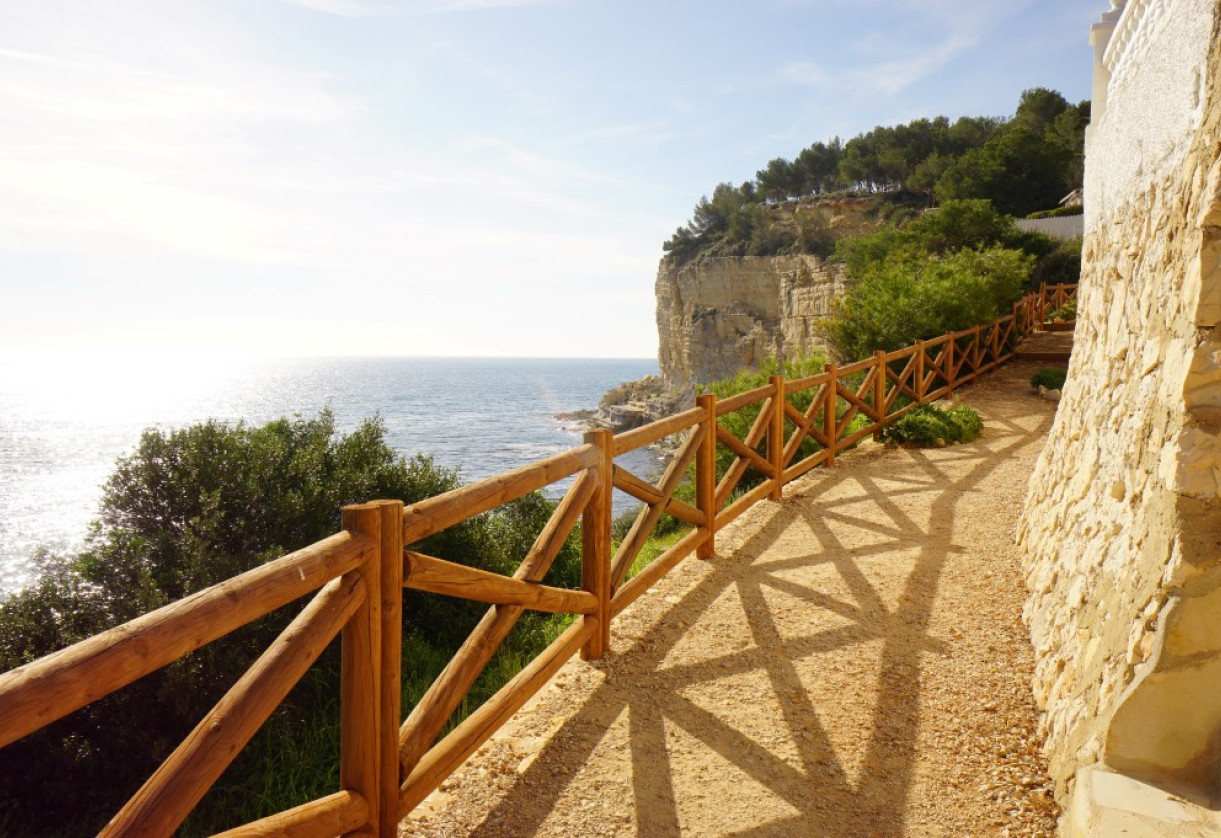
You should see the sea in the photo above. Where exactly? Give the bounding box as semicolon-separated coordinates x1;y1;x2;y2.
0;354;661;593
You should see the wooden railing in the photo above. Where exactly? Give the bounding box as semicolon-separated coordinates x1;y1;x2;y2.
0;285;1072;837
1028;282;1078;325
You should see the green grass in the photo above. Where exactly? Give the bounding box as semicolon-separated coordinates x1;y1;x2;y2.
623;526;692;580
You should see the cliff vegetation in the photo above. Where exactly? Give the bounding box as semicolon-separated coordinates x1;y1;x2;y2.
827;199;1080;358
663;88;1087;267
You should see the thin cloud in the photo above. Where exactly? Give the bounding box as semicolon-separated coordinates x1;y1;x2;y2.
851;31;979;96
275;0;560;16
782;61;829;88
550;121;679;150
0;47;89;69
781;18;985;96
777;0;1026;96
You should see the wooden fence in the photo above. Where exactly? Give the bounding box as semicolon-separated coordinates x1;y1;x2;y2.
0;285;1073;836
1027;282;1077;324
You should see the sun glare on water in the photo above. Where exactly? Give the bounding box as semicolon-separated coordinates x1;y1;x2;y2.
0;349;257;425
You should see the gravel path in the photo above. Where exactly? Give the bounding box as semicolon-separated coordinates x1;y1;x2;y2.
402;360;1061;837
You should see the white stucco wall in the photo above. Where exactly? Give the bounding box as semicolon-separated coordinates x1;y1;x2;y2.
1085;0;1212;229
1015;216;1085;240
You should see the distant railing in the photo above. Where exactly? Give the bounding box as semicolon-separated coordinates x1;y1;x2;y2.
0;284;1073;837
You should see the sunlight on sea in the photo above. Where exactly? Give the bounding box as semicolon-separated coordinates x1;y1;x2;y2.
0;352;660;592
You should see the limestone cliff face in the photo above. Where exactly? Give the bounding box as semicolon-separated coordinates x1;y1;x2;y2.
655;254;848;386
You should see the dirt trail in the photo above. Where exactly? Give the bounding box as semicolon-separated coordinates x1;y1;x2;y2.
402;360;1061;837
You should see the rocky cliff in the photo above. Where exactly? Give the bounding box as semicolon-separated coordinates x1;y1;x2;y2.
654;254;849;387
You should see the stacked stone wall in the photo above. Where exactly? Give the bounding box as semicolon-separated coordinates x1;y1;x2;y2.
1018;2;1221;806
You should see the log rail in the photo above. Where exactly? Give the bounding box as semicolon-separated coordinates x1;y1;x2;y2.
0;285;1072;836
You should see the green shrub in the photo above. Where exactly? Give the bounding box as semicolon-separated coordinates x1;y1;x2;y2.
881;403;983;447
828;245;1032;359
1046;299;1077;321
0;412;578;836
1026;235;1081;287
1030;368;1068;390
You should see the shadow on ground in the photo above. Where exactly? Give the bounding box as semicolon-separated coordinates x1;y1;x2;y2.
452;370;1054;837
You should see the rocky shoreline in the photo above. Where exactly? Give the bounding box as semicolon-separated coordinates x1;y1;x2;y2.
555;374;690;453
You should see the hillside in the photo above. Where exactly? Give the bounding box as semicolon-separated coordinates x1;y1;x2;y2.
663;87;1087;269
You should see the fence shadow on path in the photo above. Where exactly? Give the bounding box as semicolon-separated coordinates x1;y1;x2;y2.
463;375;1053;838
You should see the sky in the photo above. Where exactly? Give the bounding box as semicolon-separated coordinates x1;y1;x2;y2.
0;0;1102;359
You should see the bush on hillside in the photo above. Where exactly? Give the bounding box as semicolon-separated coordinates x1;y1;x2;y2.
1023;235;1082;288
664;88;1087;265
0;412;578;836
828;245;1032;360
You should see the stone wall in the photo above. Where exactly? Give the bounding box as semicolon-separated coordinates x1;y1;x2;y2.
654;254;848;386
1017;0;1221;813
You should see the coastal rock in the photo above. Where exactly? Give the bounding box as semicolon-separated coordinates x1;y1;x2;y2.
560;375;687;440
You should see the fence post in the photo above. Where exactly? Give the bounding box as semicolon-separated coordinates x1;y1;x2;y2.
824;363;838;468
873;351;887;441
376;500;403;838
946;337;956;397
580;429;613;661
696;393;717;559
915;341;926;402
973;324;982;374
340;502;383;838
768;375;785;501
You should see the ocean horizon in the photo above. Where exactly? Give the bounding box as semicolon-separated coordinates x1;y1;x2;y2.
0;353;661;592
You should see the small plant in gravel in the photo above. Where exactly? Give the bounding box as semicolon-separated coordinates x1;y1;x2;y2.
1030;368;1067;390
881;403;983;447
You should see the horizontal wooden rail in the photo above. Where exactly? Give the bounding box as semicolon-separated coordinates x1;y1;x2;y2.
783;447;834;483
716;384;774;416
611;528;708;617
786;371;831;392
404;551;597;614
612;406;703;455
211;791;370;838
101;573;365;837
403;445;599;544
0;531;370;751
716;479;775;530
837;356;875;376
